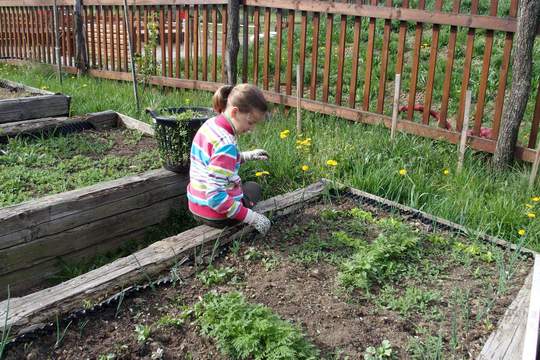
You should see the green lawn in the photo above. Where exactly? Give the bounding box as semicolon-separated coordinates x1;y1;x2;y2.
0;62;538;252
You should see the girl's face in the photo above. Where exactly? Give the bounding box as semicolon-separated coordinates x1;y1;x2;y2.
229;107;265;134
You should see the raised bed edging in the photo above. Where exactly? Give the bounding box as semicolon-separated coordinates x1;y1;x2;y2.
0;181;537;359
0;79;71;123
0;110;185;299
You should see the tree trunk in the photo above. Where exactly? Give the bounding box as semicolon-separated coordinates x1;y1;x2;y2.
226;0;240;85
74;0;88;74
492;0;540;169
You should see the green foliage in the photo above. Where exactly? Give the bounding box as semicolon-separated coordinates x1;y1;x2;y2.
407;332;444;360
377;286;441;317
363;340;396;360
197;266;235;287
135;12;159;87
192;291;319;360
134;324;152;344
157;314;185;329
349;208;374;222
453;241;496;263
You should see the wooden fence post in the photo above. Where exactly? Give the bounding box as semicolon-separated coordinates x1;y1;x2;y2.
390;74;401;140
226;0;240;85
457;90;472;174
74;0;88;74
53;0;63;84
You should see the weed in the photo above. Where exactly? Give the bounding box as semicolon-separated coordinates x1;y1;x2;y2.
377;286;441;318
54;315;72;349
0;287;12;360
243;247;265;261
363;340;396;360
77;319;90;338
406;332;444;359
192;291;319;359
134;324;152;344
98;354;116;360
197;266;235;287
157;314;185;328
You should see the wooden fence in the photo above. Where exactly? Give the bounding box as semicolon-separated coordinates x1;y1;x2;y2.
0;0;539;162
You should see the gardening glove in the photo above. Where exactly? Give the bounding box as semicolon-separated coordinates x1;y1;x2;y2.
240;149;269;162
243;209;271;235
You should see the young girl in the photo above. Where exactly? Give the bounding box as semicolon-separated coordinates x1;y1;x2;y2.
187;84;271;234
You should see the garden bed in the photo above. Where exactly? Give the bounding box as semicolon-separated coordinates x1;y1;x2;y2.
1;183;536;359
0;79;70;123
0;111;190;299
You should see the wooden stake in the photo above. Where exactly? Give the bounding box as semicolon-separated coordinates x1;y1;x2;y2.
390;73;401;140
523;254;540;360
53;0;62;84
296;65;302;134
123;0;140;113
457;90;472;174
529;142;540;190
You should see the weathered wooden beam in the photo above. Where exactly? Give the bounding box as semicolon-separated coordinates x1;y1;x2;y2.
73;0;89;73
522;255;540;360
226;0;239;85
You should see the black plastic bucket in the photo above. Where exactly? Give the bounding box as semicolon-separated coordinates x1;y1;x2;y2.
146;107;216;173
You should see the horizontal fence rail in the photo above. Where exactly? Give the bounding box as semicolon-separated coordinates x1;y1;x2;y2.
0;0;539;163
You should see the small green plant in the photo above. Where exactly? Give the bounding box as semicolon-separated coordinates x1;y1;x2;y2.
363;340;396;360
192;291;319;359
378;286;441;318
406;332;444;359
349;208;374;222
54;315;73;349
157;314;185;328
98;354;116;360
197;266;235;287
243;247;265;261
135;12;159;88
134;324;152;344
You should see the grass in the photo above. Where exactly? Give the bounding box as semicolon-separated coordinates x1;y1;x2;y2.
0;127;160;207
0;63;539;252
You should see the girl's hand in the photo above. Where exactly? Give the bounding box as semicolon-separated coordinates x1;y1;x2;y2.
240;149;269;162
243;209;271;235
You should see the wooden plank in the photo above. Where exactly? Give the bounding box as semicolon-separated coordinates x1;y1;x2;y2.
478;272;533;359
89;6;95;67
167;5;173;77
309;12;319;100
102;5;108;70
159;5;165;76
211;5;217;82
183;5;190;78
201;4;208;81
406;0;425;121
221;4;227;82
335;14;346;106
0;180;327;335
242;4;248;83
136;5;142;55
123;4;129;71
116;111;154;135
285;9;295;95
473;0;498;135
46;6;52;63
0;1;230;5
175;5;181;78
363;0;376;111
68;6;74;67
522;255;540;360
252;6;260;86
321;13;332;103
440;0;460;128
0;8;5;58
109;6;115;70
273;8;282;93
348;15;361;108
528;82;540;149
262;7;270;90
456;0;478;132
376;0;392;114
0;94;71;123
298;10;307;97
193;4;199;80
421;0;442;124
15;7;21;59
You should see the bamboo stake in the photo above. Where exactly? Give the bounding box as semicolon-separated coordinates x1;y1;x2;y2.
53;0;62;84
390;74;401;140
457;90;472;174
529;142;540;190
296;64;302;134
123;0;140;113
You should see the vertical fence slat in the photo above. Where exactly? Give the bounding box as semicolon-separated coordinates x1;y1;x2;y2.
202;5;208;81
298;11;307;97
528;82;540;149
274;9;282;93
13;7;18;59
137;6;142;55
363;0;377;111
45;6;51;63
252;6;260;86
473;0;499;135
348;15;361;108
103;6;109;70
0;8;4;58
212;5;218;82
194;5;199;80
27;7;32;60
159;5;165;76
175;6;181;78
335;14;346;106
97;5;102;68
440;0;461;128
61;7;67;66
17;7;23;59
456;0;479;132
168;5;173;77
109;6;115;70
309;12;319;100
19;7;24;60
322;13;333;103
285;10;295;96
221;5;227;82
68;7;74;67
422;0;443;124
241;4;248;83
184;5;190;79
123;5;129;72
491;0;518;140
395;0;408;80
406;0;425;121
152;6;157;74
262;7;270;90
39;6;44;62
89;6;95;67
376;0;393;113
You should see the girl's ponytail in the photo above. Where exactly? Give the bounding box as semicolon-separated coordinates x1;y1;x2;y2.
212;85;234;113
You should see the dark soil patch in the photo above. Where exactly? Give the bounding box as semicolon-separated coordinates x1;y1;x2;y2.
4;198;532;359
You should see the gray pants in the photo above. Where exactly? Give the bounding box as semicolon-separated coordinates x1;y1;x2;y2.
193;181;262;228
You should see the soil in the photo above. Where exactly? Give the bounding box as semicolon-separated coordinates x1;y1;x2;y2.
3;198;532;360
0;86;37;100
86;128;158;159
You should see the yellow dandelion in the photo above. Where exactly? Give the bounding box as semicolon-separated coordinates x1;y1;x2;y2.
526;204;534;208
399;169;407;176
184;98;191;105
532;197;540;202
255;171;270;177
326;160;338;167
527;212;536;219
301;165;309;172
518;229;526;236
443;169;450;176
279;129;290;139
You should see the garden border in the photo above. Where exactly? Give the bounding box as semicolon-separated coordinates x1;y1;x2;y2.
0;180;537;358
0;78;71;123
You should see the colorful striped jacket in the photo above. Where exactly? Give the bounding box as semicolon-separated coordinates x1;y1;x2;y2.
187;114;248;221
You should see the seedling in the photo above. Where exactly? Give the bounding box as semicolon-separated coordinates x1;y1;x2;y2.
197;266;235;286
363;340;396;360
134;324;151;344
